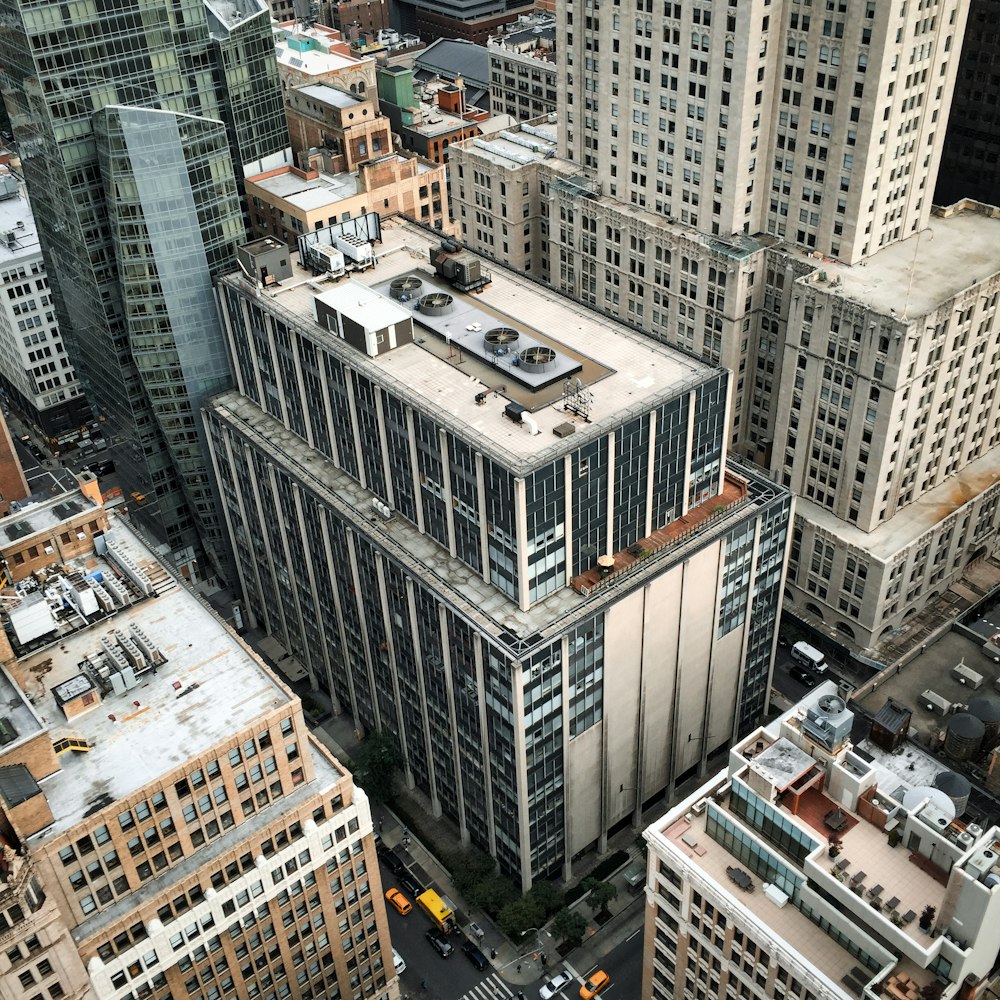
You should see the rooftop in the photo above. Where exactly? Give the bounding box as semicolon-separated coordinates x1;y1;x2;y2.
794;444;1000;562
209;393;780;656
296;82;365;109
648;687;1000;998
463;118;559;167
415;37;490;87
249;165;360;208
0;492;100;548
0;176;43;265
2;517;293;842
203;0;268;31
816;206;1000;318
247;217;715;464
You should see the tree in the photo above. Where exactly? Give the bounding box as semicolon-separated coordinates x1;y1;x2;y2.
582;878;618;917
527;880;565;919
552;907;588;949
497;896;544;939
449;849;496;897
468;873;519;916
351;731;401;804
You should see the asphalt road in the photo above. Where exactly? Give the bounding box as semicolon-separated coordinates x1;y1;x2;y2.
380;858;502;1000
575;920;645;1000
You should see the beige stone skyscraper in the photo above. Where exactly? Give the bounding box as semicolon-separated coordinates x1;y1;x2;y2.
559;0;968;263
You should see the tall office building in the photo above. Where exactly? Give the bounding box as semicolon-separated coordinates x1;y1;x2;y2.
0;171;91;441
0;505;395;1000
641;685;1000;1000
560;0;968;264
204;219;790;887
452;2;1000;654
0;0;289;580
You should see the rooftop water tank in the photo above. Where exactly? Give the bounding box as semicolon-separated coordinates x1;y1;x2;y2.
968;697;1000;753
932;770;971;818
945;713;986;762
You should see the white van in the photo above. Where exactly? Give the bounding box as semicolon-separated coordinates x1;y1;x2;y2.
392;948;406;975
791;641;827;674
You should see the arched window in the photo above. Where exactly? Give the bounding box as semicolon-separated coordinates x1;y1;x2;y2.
819;44;829;64
831;47;841;66
725;40;734;57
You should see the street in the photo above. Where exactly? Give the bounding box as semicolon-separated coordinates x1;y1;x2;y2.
380;858;506;1000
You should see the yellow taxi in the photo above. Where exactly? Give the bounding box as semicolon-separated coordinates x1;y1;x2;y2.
385;887;412;916
579;970;610;999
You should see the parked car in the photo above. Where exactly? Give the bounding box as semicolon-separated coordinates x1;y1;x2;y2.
579;970;610;999
789;664;817;687
377;843;405;875
540;971;573;998
425;928;453;958
392;948;406;975
88;459;116;476
385;888;412;915
398;870;423;898
461;940;489;971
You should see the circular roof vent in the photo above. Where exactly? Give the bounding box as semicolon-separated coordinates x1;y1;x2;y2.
389;275;423;299
517;345;557;373
485;326;520;354
418;291;453;316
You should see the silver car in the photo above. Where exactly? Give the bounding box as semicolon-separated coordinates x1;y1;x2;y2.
539;971;573;999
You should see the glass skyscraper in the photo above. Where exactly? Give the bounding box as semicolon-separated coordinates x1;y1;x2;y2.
0;0;288;577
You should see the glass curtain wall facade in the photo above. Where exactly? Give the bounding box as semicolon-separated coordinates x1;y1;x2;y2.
95;106;243;562
0;0;287;575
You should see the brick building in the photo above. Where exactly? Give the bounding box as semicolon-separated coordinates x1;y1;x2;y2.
0;516;396;1000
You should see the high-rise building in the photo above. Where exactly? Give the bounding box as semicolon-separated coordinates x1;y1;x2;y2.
0;506;396;1000
641;685;1000;1000
0;171;90;441
560;0;968;265
0;0;289;580
452;2;1000;655
204;219;790;886
488;13;558;121
935;0;1000;208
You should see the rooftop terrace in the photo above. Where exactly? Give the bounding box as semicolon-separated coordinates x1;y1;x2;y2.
3;517;293;842
649;687;1000;1000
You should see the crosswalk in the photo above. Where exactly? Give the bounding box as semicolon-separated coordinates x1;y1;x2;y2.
456;973;518;1000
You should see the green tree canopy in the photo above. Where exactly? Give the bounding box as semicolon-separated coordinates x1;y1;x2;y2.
351;731;401;804
552;907;588;948
582;877;618;916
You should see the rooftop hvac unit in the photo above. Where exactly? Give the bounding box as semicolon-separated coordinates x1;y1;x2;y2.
922;689;953;716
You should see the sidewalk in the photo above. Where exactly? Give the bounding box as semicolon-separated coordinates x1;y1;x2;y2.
304;703;654;990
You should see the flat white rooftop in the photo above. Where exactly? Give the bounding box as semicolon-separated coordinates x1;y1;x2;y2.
817;206;1000;318
0;181;43;265
251;167;359;208
463;119;559;167
256;218;715;463
8;518;293;842
0;491;100;548
297;83;363;109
